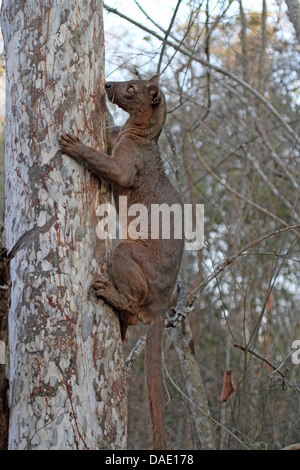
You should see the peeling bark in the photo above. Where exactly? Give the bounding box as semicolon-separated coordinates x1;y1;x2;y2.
1;0;127;450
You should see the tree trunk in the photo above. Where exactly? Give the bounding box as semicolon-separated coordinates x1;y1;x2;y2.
1;0;127;450
0;249;9;450
258;0;267;96
285;0;300;44
171;318;216;450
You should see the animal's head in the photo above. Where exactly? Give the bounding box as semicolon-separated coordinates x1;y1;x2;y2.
105;75;166;122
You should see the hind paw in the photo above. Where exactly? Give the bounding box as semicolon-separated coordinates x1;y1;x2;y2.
92;278;116;300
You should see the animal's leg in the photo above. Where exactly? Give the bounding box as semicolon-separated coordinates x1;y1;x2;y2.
92;277;133;340
92;278;131;311
92;241;149;325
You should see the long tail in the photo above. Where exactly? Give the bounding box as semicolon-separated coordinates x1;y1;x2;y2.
145;313;166;450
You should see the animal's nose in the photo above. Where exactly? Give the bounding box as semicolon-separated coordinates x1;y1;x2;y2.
105;82;112;89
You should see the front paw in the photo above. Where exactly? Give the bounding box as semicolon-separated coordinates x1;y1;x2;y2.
59;133;83;161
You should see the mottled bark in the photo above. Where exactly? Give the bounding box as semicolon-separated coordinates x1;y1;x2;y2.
0;249;9;450
285;0;300;44
172;319;216;450
1;0;127;450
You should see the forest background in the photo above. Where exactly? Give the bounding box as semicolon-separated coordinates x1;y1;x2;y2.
0;0;299;450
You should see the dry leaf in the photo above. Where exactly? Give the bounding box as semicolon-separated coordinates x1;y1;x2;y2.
219;370;236;403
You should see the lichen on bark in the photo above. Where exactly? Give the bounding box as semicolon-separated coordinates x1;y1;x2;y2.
1;0;127;450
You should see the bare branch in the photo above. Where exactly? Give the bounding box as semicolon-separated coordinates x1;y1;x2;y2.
124;281;192;375
192;140;299;234
124;333;146;376
232;343;285;379
241;147;300;223
258;0;267;95
239;0;249;83
189;224;300;305
157;0;182;75
103;3;299;147
165;281;193;328
133;0;166;34
163;356;251;450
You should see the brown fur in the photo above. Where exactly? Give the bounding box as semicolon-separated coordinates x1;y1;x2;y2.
59;75;184;450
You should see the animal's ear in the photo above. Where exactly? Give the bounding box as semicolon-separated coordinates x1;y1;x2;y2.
147;84;162;105
149;74;160;85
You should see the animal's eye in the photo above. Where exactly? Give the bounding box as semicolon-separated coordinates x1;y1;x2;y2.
127;85;135;94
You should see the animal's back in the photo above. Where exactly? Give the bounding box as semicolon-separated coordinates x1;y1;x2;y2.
114;138;184;317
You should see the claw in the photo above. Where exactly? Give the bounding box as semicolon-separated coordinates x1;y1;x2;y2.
92;279;110;290
60;133;80;144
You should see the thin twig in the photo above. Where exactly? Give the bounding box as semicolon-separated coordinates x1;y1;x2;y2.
241;146;300;222
125;225;300;372
232;343;285;379
157;0;182;75
189;224;300;305
133;0;166;34
163;355;251;450
192;140;300;236
124;281;193;375
268;346;300;378
103;3;299;147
